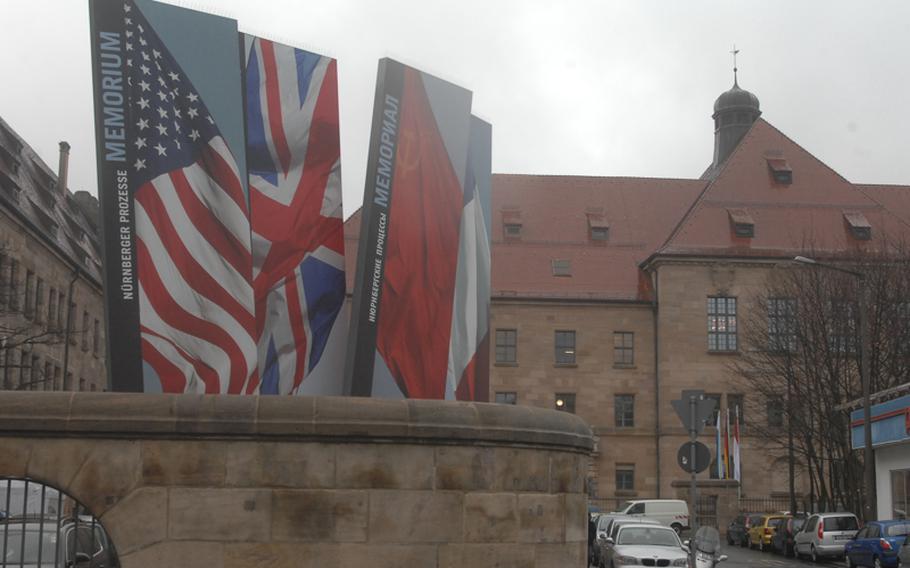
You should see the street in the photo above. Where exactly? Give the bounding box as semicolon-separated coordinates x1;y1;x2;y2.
590;544;848;568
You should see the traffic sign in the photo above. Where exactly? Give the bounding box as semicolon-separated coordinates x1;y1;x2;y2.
671;390;717;435
677;441;711;474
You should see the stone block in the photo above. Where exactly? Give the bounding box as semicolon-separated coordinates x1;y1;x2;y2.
369;490;463;543
168;488;270;542
26;438;92;489
518;494;564;544
69;393;176;434
271;489;367;542
101;487;167;555
119;541;224;568
336;444;433;489
338;544;437;568
256;396;316;436
438;544;534;568
314;396;410;438
224;543;340;568
175;394;257;435
463;493;518;543
0;437;31;477
535;542;585;568
549;451;585;493
564;493;588;543
435;446;494;490
142;440;226;486
493;448;550;492
68;440;141;516
225;441;334;489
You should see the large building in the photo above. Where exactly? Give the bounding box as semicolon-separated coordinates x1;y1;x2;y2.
0;117;106;392
345;78;910;506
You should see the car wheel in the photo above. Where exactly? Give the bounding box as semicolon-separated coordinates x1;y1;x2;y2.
759;539;764;552
671;523;683;536
810;545;818;563
874;557;883;568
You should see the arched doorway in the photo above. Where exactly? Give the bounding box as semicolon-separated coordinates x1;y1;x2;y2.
0;477;119;567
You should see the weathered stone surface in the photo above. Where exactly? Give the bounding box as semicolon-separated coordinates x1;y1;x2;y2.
369;490;464;543
69;393;175;434
27;439;93;491
535;542;586;568
518;494;564;544
338;544;437;568
256;395;316;436
271;489;367;542
493;448;550;492
435;446;494;490
336;444;434;489
463;493;518;543
224;543;339;568
142;440;226;486
314;396;410;438
120;541;224;568
168;488;270;542
550;451;585;493
438;543;535;568
564;493;588;543
101;487;167;554
0;437;31;477
225;442;334;489
68;440;141;516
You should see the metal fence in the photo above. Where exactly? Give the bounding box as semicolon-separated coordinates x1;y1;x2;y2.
697;495;719;528
738;496;795;514
0;477;119;567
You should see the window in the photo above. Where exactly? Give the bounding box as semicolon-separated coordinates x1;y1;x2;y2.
707;296;737;352
43;361;53;391
892;469;910;521
495;329;517;364
35;278;44;323
555;330;576;364
828;301;857;354
30;355;39;390
587;213;610;242
613;332;634;365
616;464;635;491
768;297;797;352
68;302;76;343
24;270;34;318
78;377;86;391
18;351;27;389
8;258;18;310
728;208;755;238
555;393;576;413
53;365;61;391
728;394;745;425
57;291;65;331
93;319;100;357
81;310;90;351
844;211;872;241
64;372;73;391
767;158;793;185
47;287;57;329
551;259;571;277
590;226;609;241
503;223;522;238
2;349;13;390
615;394;635;428
705;393;722;425
495;391;517;405
766;396;784;427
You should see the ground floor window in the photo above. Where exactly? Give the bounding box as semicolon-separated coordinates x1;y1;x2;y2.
893;469;910;520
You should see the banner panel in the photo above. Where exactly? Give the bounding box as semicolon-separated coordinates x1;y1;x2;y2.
345;59;475;399
243;35;347;395
90;0;255;393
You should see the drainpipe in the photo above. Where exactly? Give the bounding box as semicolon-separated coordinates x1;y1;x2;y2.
61;267;79;389
652;266;661;498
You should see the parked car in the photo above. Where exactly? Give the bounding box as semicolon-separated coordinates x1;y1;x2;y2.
794;512;860;562
592;513;623;566
0;516;118;567
845;520;910;568
727;513;757;547
600;523;690;568
597;517;662;567
615;499;691;534
771;515;806;557
748;514;788;552
899;535;910;566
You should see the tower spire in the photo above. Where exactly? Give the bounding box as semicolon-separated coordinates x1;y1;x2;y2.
730;44;740;85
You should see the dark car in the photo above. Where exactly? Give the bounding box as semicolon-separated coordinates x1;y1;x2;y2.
771;515;806;557
727;513;757;548
845;520;910;568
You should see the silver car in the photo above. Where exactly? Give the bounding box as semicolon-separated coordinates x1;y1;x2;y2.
794;512;859;562
601;523;690;568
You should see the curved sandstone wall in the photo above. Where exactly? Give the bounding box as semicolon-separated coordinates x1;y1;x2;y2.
0;393;593;568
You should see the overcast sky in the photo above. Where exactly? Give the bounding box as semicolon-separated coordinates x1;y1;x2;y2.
2;1;909;219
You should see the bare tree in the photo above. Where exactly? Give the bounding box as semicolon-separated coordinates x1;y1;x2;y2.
732;245;910;516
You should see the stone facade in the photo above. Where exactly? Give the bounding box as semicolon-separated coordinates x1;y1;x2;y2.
0;118;105;393
0;392;593;568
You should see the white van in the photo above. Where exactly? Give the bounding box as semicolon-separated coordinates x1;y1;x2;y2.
615;499;690;533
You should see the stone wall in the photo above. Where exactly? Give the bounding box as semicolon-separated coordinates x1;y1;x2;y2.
0;392;593;568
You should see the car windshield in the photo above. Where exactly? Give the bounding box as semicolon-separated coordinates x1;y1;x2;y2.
769;518;785;528
617;527;680;547
887;524;910;537
2;527;59;564
824;516;858;531
793;519;806;531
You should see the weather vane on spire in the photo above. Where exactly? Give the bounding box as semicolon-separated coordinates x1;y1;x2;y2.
731;44;740;85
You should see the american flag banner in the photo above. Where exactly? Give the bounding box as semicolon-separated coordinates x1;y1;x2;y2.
123;1;258;393
243;36;346;395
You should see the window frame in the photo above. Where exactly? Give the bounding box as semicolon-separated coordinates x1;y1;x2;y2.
613;331;634;366
614;394;635;428
494;328;517;364
494;391;517;405
554;392;576;413
768;297;797;353
554;330;576;365
551;259;572;277
615;464;636;491
707;296;738;352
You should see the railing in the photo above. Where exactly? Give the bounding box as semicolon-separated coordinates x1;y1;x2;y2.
0;477;119;567
738;496;795;514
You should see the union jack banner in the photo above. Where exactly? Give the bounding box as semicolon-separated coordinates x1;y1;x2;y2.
123;2;258;393
244;36;346;395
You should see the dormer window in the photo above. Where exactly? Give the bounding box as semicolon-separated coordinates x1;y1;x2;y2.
501;208;522;240
551;259;571;277
728;208;755;238
844;211;872;241
767;158;793;185
587;213;610;242
504;223;522;238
